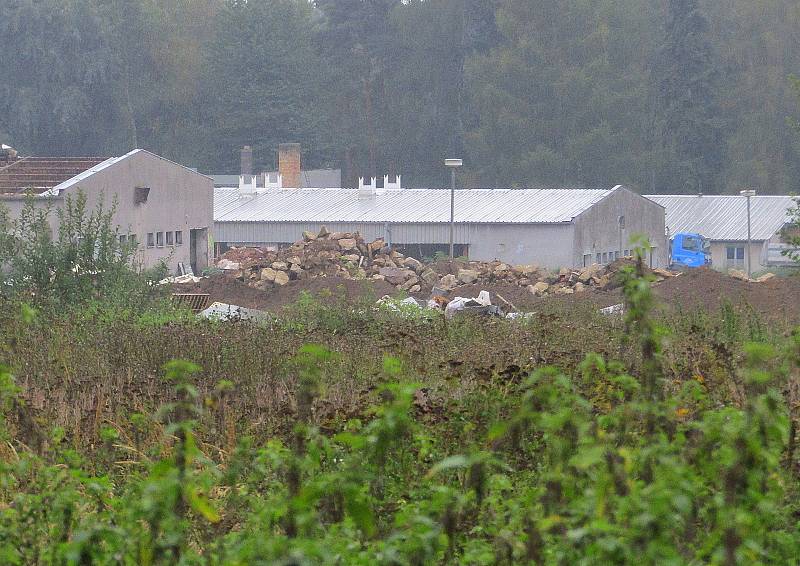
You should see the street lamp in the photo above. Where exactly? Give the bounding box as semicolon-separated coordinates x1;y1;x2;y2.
445;158;462;259
740;189;756;277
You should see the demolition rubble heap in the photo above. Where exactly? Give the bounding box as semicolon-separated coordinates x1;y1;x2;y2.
215;228;670;297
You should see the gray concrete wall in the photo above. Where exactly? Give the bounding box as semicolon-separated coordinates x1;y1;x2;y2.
0;150;213;274
465;223;574;267
573;187;667;268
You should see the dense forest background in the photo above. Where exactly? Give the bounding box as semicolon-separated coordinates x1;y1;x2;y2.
1;0;799;193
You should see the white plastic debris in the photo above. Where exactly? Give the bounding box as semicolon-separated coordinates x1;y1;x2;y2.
475;290;491;306
600;303;624;315
199;302;266;321
158;274;202;285
506;312;535;321
375;296;426;317
444;293;501;319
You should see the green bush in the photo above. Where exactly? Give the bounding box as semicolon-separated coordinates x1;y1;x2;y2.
0;250;799;563
0;191;165;313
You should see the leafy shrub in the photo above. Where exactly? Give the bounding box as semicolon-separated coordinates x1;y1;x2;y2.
0;251;799;563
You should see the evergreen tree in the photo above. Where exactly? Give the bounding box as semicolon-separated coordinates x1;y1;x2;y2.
655;0;723;193
200;0;331;173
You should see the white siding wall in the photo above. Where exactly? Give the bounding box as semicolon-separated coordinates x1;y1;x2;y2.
573;188;667;268
0;151;213;274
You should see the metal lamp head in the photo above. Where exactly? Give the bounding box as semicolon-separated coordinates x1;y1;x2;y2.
444;158;463;168
739;189;756;197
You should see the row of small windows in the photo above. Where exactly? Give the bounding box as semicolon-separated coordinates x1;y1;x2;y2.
146;231;183;248
583;250;632;267
117;231;183;249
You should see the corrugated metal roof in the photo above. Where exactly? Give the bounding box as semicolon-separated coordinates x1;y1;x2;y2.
214;187;615;225
646;194;798;241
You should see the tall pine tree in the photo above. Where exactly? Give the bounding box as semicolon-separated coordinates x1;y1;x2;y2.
655;0;723;193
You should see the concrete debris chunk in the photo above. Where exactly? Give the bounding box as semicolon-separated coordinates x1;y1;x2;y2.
438;274;458;290
216;259;241;271
403;257;423;272
457;269;479;284
274;271;290;286
755;272;775;283
379;267;414;286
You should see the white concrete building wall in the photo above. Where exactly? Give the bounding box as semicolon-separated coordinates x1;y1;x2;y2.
0;150;213;274
573;187;667;268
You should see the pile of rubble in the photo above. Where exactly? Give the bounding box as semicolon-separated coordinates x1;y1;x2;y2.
214;228;666;297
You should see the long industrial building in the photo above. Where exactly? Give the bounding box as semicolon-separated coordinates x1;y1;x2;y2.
214;183;667;269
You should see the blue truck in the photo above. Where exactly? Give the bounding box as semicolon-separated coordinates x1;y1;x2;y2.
670;232;711;269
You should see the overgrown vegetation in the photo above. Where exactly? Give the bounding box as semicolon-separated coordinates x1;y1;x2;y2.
1;240;799;563
0;192;168;312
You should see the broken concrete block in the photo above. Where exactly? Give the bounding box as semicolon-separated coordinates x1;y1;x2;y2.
274;271;290;286
420;268;438;285
338;238;357;250
457;269;479;284
438;274;458;290
403;257;423;272
528;281;550;296
379;267;415;286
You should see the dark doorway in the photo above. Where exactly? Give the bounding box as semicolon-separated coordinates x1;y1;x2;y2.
190;228;208;274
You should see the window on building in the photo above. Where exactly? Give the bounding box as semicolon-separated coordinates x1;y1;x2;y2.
602;252;608;264
130;235;137;248
583;254;592;267
596;252;601;264
147;233;154;248
175;230;183;245
683;236;701;251
134;186;150;205
166;231;174;246
119;234;127;245
726;246;745;269
614;251;619;260
156;232;164;247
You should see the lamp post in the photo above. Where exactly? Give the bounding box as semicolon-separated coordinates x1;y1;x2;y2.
445;158;462;259
740;189;756;277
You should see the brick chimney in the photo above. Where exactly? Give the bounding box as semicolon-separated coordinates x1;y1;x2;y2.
240;145;253;178
278;143;301;188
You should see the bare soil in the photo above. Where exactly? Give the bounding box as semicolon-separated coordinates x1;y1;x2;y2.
177;268;800;325
175;274;398;311
653;267;800;326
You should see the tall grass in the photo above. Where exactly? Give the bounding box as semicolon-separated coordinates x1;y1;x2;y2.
0;250;799;563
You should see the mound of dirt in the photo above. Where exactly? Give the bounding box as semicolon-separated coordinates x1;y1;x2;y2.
653;268;800;325
175;274;398;312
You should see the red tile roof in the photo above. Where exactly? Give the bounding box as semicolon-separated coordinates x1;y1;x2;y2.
0;156;109;195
